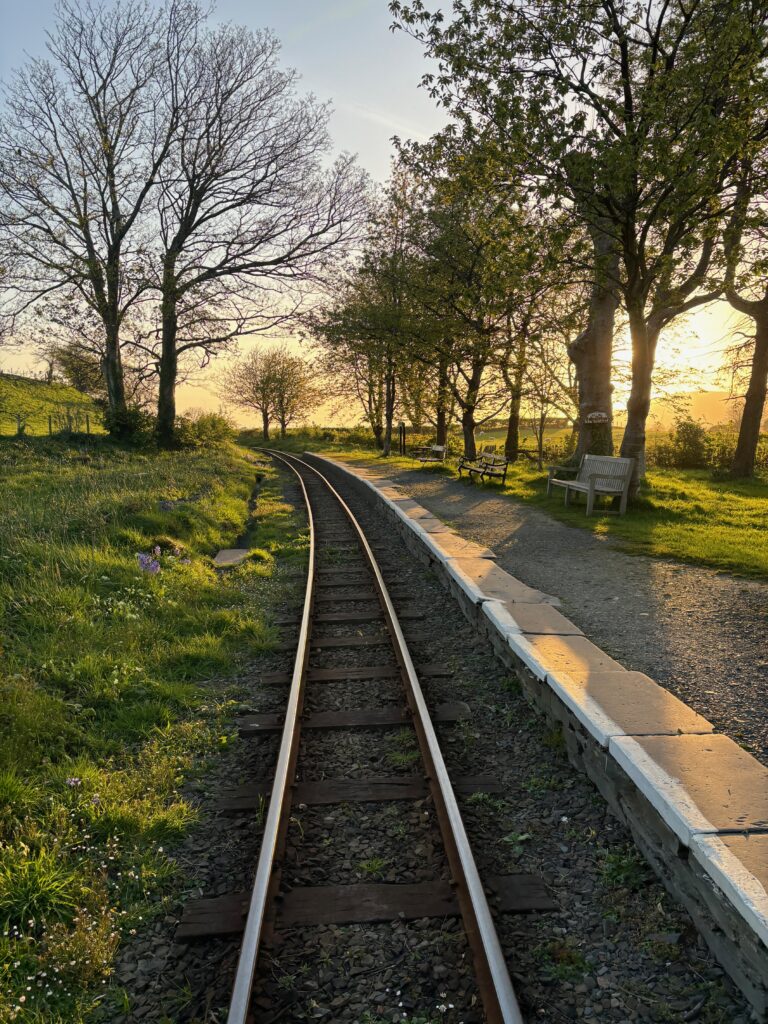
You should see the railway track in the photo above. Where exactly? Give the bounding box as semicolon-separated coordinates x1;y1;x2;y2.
178;451;532;1023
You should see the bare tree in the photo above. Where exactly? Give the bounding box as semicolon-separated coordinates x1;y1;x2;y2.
266;346;321;437
152;23;367;445
219;348;277;441
0;0;202;434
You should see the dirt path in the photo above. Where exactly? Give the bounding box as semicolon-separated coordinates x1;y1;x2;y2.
378;466;768;765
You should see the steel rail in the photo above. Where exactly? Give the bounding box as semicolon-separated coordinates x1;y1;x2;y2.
226;452;316;1024
277;452;524;1024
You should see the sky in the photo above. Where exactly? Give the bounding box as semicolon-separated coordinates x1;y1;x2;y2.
0;0;444;184
0;1;740;425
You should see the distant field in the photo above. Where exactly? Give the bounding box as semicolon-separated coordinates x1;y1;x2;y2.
0;375;103;436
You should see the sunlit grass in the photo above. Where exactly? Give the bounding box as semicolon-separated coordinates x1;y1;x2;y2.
0;437;306;1021
328;449;768;579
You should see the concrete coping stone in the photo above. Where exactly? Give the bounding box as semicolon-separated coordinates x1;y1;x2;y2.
423;530;497;561
448;557;557;606
691;834;768;948
213;549;250;568
547;669;714;748
502;603;584;637
529;633;625;684
610;734;768;845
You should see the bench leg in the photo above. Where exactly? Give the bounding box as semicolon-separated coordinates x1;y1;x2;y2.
563;486;570;507
586;485;596;517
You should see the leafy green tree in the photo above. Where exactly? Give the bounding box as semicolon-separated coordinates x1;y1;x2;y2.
723;159;768;477
392;0;768;485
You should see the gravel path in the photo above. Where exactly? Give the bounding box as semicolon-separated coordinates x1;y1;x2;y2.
374;465;768;765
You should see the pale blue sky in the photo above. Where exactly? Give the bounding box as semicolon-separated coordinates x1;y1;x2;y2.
0;0;444;182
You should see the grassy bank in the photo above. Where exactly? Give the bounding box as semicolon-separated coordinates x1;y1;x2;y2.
0;438;306;1022
323;448;768;580
0;376;103;437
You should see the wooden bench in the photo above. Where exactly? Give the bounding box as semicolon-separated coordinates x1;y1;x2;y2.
412;444;447;464
547;454;634;516
457;451;510;485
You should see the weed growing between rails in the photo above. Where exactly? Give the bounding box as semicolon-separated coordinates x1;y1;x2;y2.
0;440;307;1022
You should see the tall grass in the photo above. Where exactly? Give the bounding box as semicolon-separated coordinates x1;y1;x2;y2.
0;437;306;1021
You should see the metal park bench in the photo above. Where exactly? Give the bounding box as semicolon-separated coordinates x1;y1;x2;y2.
457;450;510;485
411;444;447;464
547;454;634;516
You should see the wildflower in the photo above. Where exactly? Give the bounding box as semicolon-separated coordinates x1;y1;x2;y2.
137;553;160;574
65;777;81;787
153;545;161;557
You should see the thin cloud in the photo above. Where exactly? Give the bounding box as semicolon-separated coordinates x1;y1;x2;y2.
337;99;431;141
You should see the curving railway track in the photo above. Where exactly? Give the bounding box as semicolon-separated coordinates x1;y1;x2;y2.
181;451;528;1023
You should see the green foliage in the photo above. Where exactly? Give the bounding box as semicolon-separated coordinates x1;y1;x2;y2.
356;857;388;877
174;411;235;448
535;939;589;982
0;849;85;931
600;848;651;892
652;418;712;469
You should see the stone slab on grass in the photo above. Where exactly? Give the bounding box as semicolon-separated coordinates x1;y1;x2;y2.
610;733;768;845
548;669;714;748
213;549;250;568
691;834;768;948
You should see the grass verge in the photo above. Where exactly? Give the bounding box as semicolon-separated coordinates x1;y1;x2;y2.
0;437;306;1022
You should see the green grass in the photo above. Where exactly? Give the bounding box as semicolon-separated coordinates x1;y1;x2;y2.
0;375;103;436
326;449;768;579
0;436;306;1022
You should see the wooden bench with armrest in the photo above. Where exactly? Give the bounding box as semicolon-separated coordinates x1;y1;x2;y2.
547;454;634;516
411;444;447;464
457;450;510;485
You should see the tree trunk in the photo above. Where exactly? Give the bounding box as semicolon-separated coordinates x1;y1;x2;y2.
504;399;521;461
536;412;548;469
101;319;129;435
731;313;768;477
261;408;270;441
382;364;396;456
619;309;661;488
435;356;450;446
461;408;477;460
101;249;129;435
279;418;287;439
156;258;179;448
568;229;619;459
